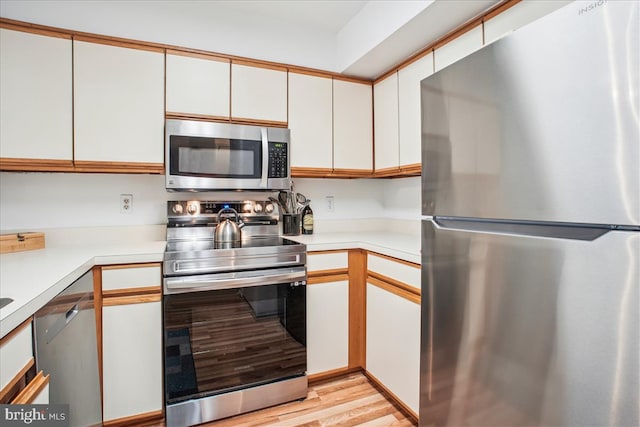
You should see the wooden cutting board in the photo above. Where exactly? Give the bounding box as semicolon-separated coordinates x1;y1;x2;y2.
0;232;45;254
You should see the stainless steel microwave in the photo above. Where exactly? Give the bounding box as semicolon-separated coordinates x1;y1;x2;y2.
165;119;291;191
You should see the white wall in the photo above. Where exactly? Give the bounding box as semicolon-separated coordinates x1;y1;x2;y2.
0;0;338;72
0;173;421;231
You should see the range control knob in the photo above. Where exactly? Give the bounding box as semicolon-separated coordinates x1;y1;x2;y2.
186;202;199;215
243;202;253;213
254;203;263;213
172;203;184;215
265;203;274;214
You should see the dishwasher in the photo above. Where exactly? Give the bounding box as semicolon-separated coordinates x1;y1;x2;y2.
34;270;102;427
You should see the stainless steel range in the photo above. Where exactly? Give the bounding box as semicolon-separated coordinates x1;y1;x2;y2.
163;200;307;427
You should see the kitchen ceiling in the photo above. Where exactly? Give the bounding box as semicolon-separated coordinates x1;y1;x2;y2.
0;0;500;79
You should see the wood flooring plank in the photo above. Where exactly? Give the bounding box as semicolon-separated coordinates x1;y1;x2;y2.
354;414;400;427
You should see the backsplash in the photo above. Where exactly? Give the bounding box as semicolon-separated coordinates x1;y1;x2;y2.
0;172;420;231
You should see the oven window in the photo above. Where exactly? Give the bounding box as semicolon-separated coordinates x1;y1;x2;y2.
169;135;261;178
163;284;306;404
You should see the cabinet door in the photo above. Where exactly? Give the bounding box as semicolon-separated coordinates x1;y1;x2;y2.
102;301;162;421
374;73;399;173
307;281;349;375
366;283;420;415
484;1;570;45
166;51;230;119
231;63;287;124
333;79;373;172
0;29;72;161
73;40;164;164
0;321;33;392
398;53;434;168
434;25;483;72
288;72;333;170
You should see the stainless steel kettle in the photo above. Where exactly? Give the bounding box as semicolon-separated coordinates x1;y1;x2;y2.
214;208;244;242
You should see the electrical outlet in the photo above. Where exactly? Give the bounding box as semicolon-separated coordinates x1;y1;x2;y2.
326;196;335;213
120;194;133;214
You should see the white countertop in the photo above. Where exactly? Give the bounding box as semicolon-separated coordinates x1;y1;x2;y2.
0;241;166;338
0;230;420;339
288;231;421;264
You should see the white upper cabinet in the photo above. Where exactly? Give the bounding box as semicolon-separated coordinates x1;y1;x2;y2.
288;72;333;170
0;29;72;160
398;53;434;168
333;79;373;172
373;73;399;172
166;51;230;119
484;1;570;45
231;63;287;124
434;25;483;72
73;40;164;164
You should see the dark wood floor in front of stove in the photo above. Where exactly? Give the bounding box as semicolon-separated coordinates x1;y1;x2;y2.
149;372;417;427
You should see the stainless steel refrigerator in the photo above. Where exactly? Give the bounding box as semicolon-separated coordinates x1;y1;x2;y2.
420;1;639;426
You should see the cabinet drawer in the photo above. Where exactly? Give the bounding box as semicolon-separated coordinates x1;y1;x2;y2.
367;253;420;290
308;251;348;272
102;264;161;292
0;321;33;392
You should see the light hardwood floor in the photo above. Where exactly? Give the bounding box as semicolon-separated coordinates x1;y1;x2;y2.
208;372;416;427
153;373;417;427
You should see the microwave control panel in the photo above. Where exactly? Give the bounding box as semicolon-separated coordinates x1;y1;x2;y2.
268;142;288;178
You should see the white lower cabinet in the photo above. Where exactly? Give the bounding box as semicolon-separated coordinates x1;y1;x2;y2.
366;283;420;415
306;281;349;375
102;301;162;421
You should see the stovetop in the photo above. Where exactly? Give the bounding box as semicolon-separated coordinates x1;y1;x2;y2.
164;200;306;277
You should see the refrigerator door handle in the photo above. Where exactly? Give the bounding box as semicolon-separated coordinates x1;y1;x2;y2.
432;216;639;241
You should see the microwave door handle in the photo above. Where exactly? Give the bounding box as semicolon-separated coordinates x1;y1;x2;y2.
260;127;269;189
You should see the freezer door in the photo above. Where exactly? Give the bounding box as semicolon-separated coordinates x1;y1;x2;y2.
421;0;639;226
420;220;639;426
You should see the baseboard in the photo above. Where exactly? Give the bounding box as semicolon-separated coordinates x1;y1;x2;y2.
308;366;361;384
102;409;164;427
363;370;419;423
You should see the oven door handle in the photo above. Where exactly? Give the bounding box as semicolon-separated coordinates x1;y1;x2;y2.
163;266;306;294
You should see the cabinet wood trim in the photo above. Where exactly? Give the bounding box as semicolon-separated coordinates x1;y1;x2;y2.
348;250;367;370
102;409;164;427
368;276;420;305
73;161;164;174
364;370;418;423
0;358;35;403
398;163;422;176
92;267;104;409
291;167;334;178
101;263;161;271
309;249;349;256
368;271;420;297
307;272;349;285
0;22;70;39
373;166;401;177
231;59;288;72
332;169;374;178
166;49;229;63
102;286;162;299
73;34;164;53
369;252;420;269
0;158;75;172
0;317;32;347
102;293;161;307
333;75;374;85
11;371;49;404
484;0;522;21
229;117;288;128
166;112;230;123
308;366;361;384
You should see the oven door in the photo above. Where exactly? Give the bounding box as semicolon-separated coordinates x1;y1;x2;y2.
163;266;307;405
